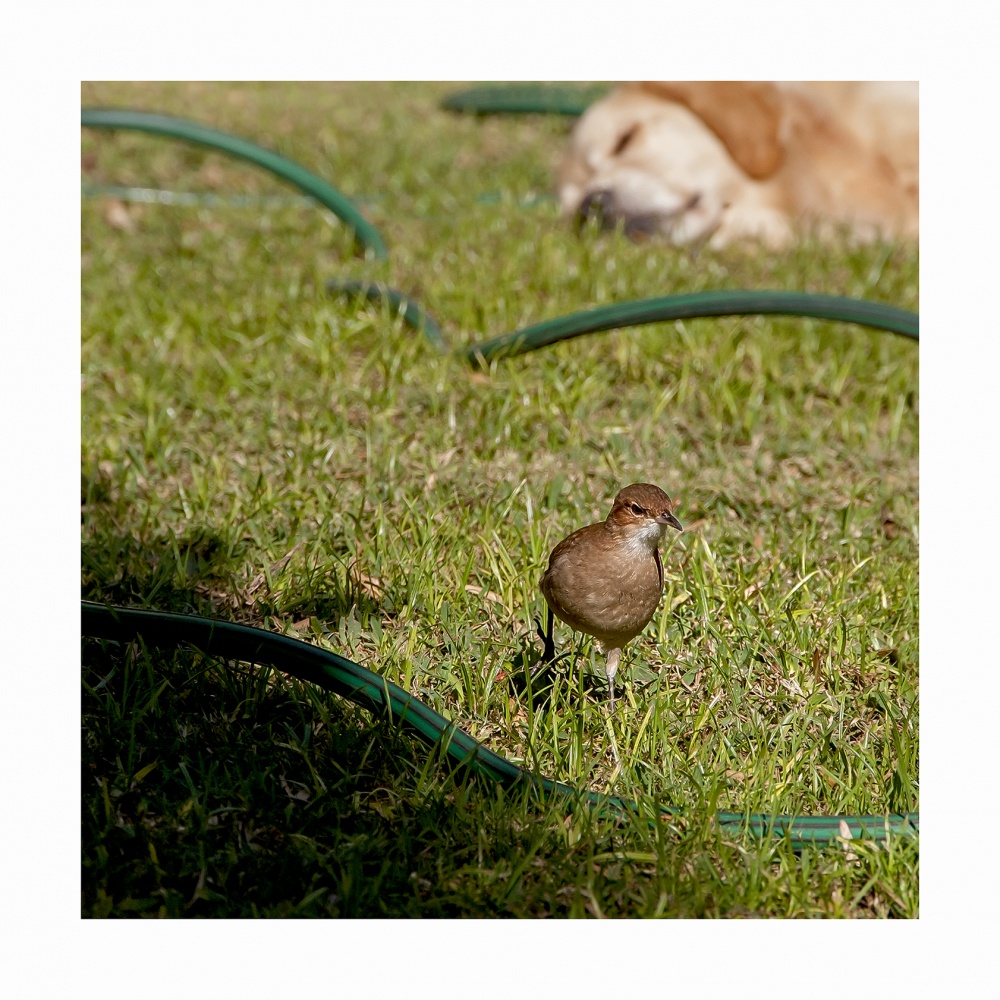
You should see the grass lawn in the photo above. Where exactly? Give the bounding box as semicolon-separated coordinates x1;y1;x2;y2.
81;81;918;917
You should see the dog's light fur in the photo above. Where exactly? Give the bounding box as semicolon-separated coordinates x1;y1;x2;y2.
558;82;918;248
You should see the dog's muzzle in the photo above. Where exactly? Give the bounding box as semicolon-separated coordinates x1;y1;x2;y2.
576;189;701;242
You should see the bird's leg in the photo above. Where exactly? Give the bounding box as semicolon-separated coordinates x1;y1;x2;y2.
533;608;555;662
605;646;621;712
530;608;557;676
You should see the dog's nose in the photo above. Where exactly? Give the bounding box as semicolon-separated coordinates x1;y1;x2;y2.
577;189;615;229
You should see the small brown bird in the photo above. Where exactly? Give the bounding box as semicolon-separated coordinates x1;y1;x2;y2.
538;483;682;708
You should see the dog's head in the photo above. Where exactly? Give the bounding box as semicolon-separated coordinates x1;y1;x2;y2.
558;81;918;248
557;84;786;246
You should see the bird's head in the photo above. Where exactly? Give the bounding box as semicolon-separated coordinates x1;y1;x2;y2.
606;482;682;550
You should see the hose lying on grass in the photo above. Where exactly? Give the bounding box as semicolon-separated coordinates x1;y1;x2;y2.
465;290;918;361
82;601;919;850
440;84;609;117
81;108;388;260
325;279;447;350
327;285;918;358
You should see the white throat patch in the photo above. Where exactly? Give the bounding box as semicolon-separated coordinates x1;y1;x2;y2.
621;519;666;557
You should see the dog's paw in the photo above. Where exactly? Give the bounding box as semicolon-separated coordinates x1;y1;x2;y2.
710;205;793;250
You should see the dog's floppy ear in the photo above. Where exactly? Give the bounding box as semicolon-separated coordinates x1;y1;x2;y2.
639;82;787;179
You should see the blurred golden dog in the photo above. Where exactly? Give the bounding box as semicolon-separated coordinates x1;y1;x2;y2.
558;82;918;248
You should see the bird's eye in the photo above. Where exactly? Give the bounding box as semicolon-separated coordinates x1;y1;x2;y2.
629;503;643;515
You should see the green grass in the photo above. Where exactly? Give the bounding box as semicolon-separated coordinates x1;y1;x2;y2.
81;81;918;917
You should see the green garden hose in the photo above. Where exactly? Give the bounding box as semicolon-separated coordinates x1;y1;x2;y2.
325;279;446;350
328;285;918;367
81;601;918;849
466;290;918;364
81;108;388;260
320;285;918;360
441;84;609;117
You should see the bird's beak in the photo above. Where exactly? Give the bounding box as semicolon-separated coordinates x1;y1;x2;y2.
656;512;683;531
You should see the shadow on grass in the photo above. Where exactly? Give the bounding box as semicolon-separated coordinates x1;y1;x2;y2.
81;523;600;917
81;517;377;624
506;643;611;711
82;636;632;918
